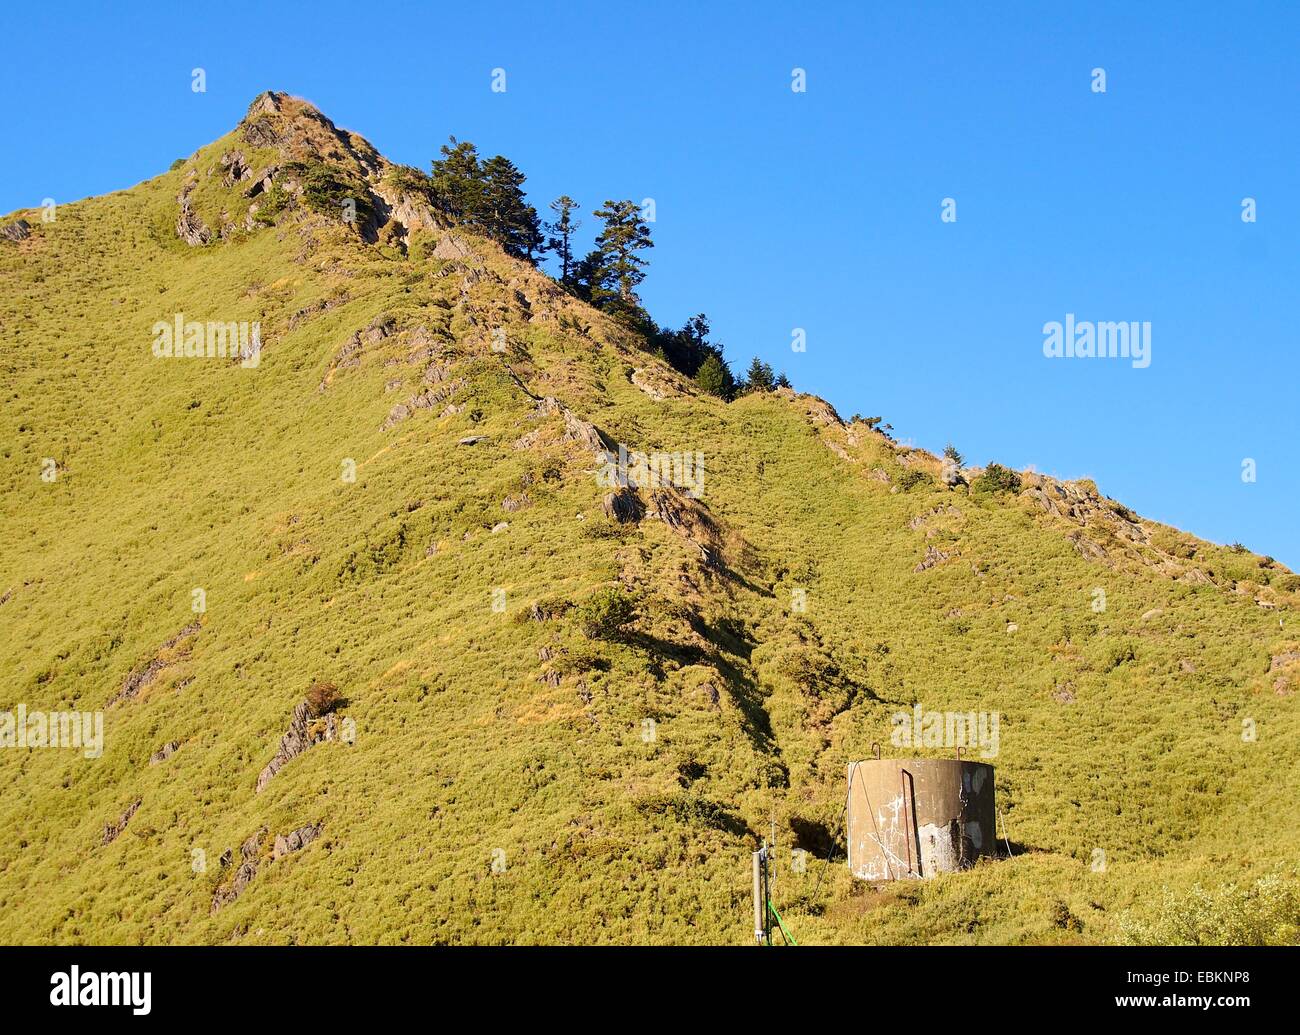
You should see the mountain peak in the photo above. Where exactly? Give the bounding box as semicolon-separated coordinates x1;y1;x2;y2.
3;92;1295;946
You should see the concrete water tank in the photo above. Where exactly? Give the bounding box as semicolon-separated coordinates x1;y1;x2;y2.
846;758;996;880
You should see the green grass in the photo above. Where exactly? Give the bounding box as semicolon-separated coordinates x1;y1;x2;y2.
1;97;1297;945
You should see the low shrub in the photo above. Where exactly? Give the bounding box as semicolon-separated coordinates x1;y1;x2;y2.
305;680;343;717
575;586;638;639
972;463;1022;495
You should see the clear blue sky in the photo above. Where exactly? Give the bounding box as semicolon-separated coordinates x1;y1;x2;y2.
3;1;1296;566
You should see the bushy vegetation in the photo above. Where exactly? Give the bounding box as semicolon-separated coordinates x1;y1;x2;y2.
0;99;1294;948
1119;875;1300;945
972;462;1022;495
575;586;638;639
896;467;931;492
305;681;344;717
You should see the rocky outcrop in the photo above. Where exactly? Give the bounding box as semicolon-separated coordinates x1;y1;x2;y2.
914;544;951;572
646;488;722;568
0;219;31;243
256;701;313;792
907;505;962;533
510;397;611;459
109;620;200;706
602;487;645;524
382;378;467;430
272;822;323;860
372;186;448;236
220;150;252;185
211;828;265;913
149;740;181;765
101;799;141;845
562;408;610;457
631;366;692;401
210;822;322;913
319;315;397;391
1022;473;1149;545
175;187;211;246
1270;650;1300;671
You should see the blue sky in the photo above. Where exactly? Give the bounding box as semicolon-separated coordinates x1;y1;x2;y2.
3;1;1296;565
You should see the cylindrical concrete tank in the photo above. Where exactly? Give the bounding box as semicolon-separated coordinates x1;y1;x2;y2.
846;758;996;880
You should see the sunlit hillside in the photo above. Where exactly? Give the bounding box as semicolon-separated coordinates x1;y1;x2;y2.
1;93;1296;945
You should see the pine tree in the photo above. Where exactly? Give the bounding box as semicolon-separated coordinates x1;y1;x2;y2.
744;356;776;392
775;371;792;389
430;137;485;222
430;141;542;262
694;353;735;400
574;248;615;307
480;155;543;261
592;199;653;305
546;196;581;286
943;442;964;466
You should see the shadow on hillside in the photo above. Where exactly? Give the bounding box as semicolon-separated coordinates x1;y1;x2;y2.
999;839;1049;858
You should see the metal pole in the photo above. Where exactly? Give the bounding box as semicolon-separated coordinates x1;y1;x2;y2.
752;847;764;943
762;843;771;945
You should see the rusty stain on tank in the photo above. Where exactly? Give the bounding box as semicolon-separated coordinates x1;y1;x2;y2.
846;758;997;881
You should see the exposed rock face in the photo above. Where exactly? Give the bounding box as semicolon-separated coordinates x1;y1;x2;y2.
176;187;211;246
255;701;313;792
631;366;691;401
907;505;962;532
238;92;381;178
509;398;611;458
101;799;141;845
562;408;609;457
1070;533;1109;563
110;620;200;706
373;187;449;235
272;822;322;860
228;91;455;247
149;740;181;765
1022;473;1148;545
1269;650;1300;671
602;488;645;524
211;828;265;913
0;219;31;242
915;544;951;572
800;394;845;428
220;150;252;185
646;488;722;568
320;314;397;391
431;231;473;260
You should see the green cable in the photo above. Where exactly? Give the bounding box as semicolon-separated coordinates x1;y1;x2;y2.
767;899;798;946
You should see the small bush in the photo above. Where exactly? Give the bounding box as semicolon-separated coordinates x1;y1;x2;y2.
972;463;1022;495
1086;638;1137;672
575;586;638;639
305;681;343;717
896;468;930;492
1118;875;1300;945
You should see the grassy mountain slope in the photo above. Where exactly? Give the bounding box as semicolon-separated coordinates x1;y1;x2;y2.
1;93;1296;945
